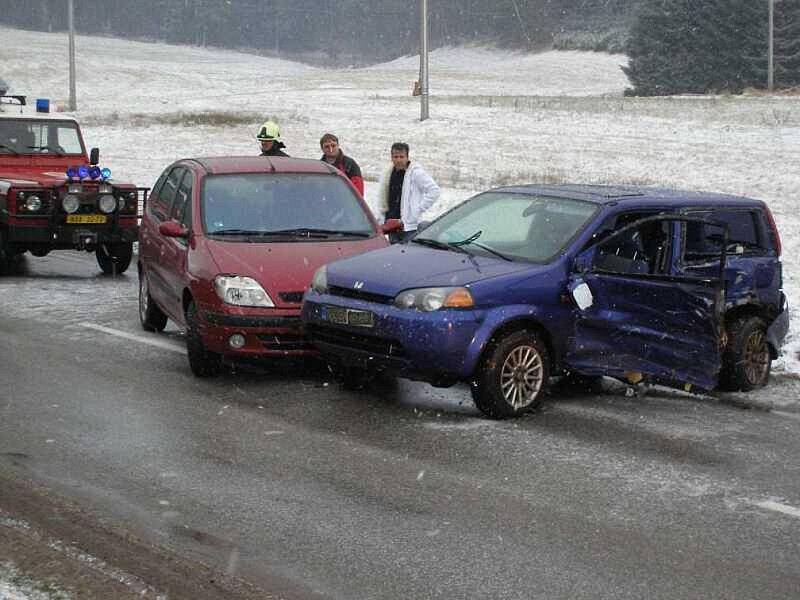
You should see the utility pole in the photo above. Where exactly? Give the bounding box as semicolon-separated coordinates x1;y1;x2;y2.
768;0;775;91
420;0;429;121
68;0;77;111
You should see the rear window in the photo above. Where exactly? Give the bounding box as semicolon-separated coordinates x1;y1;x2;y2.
684;209;765;260
201;173;373;237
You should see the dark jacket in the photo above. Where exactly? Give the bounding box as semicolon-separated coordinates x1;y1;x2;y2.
321;151;364;196
261;141;289;157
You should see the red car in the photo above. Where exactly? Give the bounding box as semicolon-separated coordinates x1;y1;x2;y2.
137;156;387;376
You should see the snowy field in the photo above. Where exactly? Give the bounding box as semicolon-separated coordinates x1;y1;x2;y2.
2;26;800;373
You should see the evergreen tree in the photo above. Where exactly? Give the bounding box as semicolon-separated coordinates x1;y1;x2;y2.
624;0;799;95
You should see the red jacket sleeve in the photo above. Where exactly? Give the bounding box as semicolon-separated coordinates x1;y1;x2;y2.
350;175;364;196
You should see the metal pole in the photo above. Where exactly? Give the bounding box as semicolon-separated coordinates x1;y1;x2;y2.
68;0;77;111
768;0;774;91
420;0;429;121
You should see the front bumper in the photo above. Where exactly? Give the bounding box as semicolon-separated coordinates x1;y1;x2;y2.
7;219;138;249
301;291;484;383
199;309;315;357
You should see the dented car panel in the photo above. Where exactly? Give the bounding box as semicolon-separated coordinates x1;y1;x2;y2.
302;184;788;418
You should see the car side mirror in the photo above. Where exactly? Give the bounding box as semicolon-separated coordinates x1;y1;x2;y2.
89;147;100;165
159;220;188;238
417;220;432;233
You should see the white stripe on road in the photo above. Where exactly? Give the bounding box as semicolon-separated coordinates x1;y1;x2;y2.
81;323;186;354
753;500;800;519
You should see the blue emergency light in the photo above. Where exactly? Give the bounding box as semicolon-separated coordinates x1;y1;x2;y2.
88;166;102;179
101;168;111;179
66;166;78;179
78;166;89;179
35;98;50;113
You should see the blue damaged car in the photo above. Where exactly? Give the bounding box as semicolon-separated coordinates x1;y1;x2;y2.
301;185;789;419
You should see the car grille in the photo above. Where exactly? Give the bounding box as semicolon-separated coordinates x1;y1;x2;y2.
328;285;393;305
308;324;406;358
256;332;314;352
278;291;304;304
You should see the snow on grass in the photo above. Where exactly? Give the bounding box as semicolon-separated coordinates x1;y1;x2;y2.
2;26;800;373
0;561;71;600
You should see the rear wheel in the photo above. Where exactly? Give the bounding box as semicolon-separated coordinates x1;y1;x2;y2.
471;330;549;419
0;230;11;276
719;316;771;391
96;241;133;275
138;271;168;332
186;301;222;377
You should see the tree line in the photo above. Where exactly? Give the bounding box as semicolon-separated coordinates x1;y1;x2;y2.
0;0;638;63
625;0;800;94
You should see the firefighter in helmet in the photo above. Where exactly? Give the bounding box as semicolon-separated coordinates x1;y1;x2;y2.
256;120;289;157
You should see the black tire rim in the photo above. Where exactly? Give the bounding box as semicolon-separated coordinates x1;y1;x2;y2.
500;344;544;409
743;329;770;385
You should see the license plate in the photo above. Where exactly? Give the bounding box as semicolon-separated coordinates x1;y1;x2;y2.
67;214;107;224
324;306;374;328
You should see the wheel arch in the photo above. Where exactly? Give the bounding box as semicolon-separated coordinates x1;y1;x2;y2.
724;302;776;358
476;317;557;375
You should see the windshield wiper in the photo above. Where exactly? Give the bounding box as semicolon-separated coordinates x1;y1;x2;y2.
209;228;266;236
412;236;471;255
0;143;19;155
263;228;369;238
444;230;513;261
468;241;513;261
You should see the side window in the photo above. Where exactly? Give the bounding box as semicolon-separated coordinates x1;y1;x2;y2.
170;171;193;229
684;209;762;262
150;167;184;222
594;219;672;276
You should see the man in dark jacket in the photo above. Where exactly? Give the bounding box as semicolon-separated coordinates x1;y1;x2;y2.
319;132;364;196
257;120;289;157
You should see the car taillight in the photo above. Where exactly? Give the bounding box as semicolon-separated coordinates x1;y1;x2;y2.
763;205;782;257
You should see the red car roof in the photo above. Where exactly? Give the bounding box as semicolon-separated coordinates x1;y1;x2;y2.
187;156;338;176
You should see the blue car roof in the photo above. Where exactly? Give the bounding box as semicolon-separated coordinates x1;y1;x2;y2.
491;184;764;208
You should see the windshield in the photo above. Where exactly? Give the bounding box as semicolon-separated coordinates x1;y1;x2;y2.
415;192;598;262
201;173;374;238
0;118;84;155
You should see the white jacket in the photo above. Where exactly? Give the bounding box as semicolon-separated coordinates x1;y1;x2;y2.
376;163;440;231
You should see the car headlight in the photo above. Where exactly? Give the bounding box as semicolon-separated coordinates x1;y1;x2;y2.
394;287;474;311
98;194;116;214
99;183;113;194
62;194;80;213
24;194;43;212
311;265;328;294
214;275;275;307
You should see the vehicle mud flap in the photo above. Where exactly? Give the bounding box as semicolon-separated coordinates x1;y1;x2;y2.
766;302;790;358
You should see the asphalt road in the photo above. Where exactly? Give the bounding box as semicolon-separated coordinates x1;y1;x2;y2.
1;251;800;599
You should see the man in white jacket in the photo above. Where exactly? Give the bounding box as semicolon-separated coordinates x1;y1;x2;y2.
376;142;440;243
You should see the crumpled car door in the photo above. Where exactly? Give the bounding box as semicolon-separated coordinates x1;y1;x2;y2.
564;215;727;392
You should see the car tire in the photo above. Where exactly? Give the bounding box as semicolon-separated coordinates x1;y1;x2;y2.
471;329;549;419
186;301;222;377
0;230;11;276
138;271;168;332
96;241;133;275
719;316;771;392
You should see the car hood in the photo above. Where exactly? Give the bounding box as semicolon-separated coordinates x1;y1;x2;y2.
325;243;533;297
0;167;71;187
202;236;386;305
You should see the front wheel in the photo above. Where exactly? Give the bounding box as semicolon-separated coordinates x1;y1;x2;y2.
471;330;550;419
138;271;168;332
96;241;133;275
186;301;222;377
0;230;11;276
719;316;771;391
